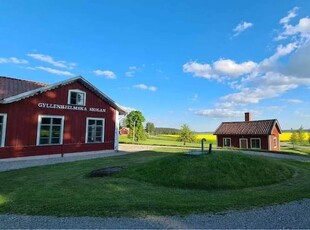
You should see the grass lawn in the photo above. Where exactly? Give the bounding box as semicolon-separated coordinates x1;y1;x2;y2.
119;135;216;148
0;148;309;217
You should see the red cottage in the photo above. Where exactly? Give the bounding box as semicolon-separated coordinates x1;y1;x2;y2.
119;127;130;135
214;112;282;151
0;76;126;159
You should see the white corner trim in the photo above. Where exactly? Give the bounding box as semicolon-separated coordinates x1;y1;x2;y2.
0;113;7;147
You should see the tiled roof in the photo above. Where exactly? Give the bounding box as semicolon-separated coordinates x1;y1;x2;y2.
214;119;282;135
0;76;47;100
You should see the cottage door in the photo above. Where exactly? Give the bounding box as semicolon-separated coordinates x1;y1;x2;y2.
239;138;248;149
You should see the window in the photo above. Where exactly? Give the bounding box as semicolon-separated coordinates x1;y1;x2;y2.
37;115;64;145
223;138;231;147
68;90;86;106
251;138;261;149
273;137;277;148
86;118;105;143
0;114;7;147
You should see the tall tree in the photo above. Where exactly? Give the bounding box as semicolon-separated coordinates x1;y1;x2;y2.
145;122;155;135
290;131;298;148
125;111;146;142
296;126;306;145
178;124;196;145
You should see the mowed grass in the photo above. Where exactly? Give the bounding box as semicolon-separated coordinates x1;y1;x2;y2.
121;152;294;190
0;149;309;217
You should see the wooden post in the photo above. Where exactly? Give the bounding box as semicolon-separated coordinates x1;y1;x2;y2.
208;144;212;154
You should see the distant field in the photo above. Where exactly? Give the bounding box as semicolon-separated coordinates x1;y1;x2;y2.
164;132;310;142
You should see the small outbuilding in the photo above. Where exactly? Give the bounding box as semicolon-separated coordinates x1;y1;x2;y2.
0;75;126;159
214;112;282;151
119;127;130;135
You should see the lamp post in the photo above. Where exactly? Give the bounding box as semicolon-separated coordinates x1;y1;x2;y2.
132;117;137;143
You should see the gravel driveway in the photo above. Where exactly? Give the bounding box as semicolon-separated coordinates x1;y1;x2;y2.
1;199;309;229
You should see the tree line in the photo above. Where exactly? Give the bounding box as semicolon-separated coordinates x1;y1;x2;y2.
121;111;196;144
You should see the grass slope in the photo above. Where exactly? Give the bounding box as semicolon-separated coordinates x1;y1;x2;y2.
0;149;309;217
120;152;294;190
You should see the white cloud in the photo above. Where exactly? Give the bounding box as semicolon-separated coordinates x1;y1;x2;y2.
276;7;310;40
125;66;140;77
195;108;246;118
280;7;299;25
183;59;257;79
233;21;253;36
134;84;157;92
183;61;214;79
93;70;116;79
213;59;257;77
28;66;75;76
0;57;28;64
27;53;76;69
285;99;302;104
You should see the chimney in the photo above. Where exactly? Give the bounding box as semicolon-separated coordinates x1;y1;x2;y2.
245;112;252;122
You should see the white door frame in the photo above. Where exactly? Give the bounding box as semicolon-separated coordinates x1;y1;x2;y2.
239;138;248;149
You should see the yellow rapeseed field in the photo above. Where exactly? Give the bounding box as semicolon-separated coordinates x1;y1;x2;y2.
163;132;309;142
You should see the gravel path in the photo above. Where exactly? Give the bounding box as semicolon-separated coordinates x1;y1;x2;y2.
1;199;309;229
0;144;159;172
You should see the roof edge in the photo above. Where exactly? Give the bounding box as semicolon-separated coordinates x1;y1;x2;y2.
0;76;127;115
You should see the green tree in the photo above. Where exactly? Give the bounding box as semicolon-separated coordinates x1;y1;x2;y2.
296;126;306;145
145;122;155;135
178;124;196;145
125;111;146;142
290;131;298;148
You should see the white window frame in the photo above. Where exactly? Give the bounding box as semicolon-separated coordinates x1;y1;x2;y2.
223;138;231;148
68;89;86;106
36;115;65;146
239;138;248;149
0;113;7;147
250;138;261;149
85;117;105;144
273;137;277;148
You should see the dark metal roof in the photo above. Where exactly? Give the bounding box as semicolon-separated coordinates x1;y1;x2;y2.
214;119;282;135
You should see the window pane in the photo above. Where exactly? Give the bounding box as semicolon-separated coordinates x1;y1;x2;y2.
52;118;62;125
96;126;102;132
40;126;50;137
52;126;61;138
77;93;84;105
88;120;95;125
39;138;49;145
87;135;94;142
96;137;102;142
51;137;60;144
70;92;77;104
0;116;3;123
41;118;51;124
96;120;103;126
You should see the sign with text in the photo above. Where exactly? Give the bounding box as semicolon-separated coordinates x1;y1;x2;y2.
38;103;106;113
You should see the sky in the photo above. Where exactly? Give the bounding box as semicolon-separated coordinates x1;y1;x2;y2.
1;0;310;132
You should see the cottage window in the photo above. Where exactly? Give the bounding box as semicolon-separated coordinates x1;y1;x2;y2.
223;138;231;147
86;118;105;143
68;90;86;106
37;115;64;145
273;137;277;148
251;138;261;149
0;114;7;147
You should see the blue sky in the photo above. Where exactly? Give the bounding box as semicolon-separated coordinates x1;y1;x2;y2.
1;0;310;131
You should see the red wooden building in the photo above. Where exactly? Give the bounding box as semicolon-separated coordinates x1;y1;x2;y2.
119;127;130;135
0;76;126;159
214;112;282;151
